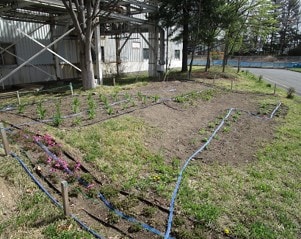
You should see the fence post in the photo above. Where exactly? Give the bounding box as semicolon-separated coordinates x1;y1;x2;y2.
61;181;70;217
274;83;277;95
231;79;233;90
0;122;10;155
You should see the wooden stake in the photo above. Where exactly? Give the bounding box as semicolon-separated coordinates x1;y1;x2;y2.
113;77;116;86
231;79;233;90
61;181;70;217
69;83;74;96
0;122;10;155
274;83;276;95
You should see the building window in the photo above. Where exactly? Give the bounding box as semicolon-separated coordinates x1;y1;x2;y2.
101;46;105;62
132;42;141;49
143;48;149;60
175;50;180;59
0;43;17;65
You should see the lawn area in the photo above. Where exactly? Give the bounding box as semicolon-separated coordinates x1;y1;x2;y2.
0;67;300;239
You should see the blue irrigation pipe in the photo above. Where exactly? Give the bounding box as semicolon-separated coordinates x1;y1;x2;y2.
98;193;170;238
10;102;283;239
163;108;234;239
10;152;105;239
164;102;282;238
35;139;168;237
270;102;282;119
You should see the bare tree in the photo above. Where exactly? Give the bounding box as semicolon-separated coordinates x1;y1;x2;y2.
62;0;118;90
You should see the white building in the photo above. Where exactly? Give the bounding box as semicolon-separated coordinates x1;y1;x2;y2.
0;1;182;88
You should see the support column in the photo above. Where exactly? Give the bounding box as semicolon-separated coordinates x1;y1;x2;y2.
158;27;165;78
148;24;159;78
50;21;61;80
94;22;103;85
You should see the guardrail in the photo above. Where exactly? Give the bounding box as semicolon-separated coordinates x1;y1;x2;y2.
192;60;301;68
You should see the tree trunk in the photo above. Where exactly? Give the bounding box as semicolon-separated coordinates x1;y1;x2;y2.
80;41;96;90
205;44;211;72
182;22;189;72
188;46;196;80
237;56;241;73
115;34;121;77
222;38;229;73
181;5;189;73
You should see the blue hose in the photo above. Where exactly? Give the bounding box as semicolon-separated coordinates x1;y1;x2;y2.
98;193;171;238
35;140;167;237
164;108;234;239
13;101;282;239
10;152;105;239
164;102;282;238
270;102;282;119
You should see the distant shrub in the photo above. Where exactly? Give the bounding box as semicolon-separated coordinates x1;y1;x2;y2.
287;87;296;99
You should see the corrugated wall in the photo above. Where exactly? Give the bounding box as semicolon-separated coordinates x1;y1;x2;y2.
0;17;182;87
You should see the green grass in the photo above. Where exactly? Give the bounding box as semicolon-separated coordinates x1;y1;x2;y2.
175;93;301;238
0;155;93;239
52;116;179;198
2;67;301;238
289;67;301;73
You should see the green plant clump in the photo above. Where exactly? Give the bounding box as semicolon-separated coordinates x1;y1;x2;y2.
36;101;46;120
53;101;63;127
287;87;296;99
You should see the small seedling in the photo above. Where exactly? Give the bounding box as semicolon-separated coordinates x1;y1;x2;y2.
202;137;208;143
152;95;160;103
141;206;156;218
137;91;143;101
17;104;26;114
128;224;142;233
208;122;215;129
223;126;230;133
71;97;80;113
80;173;94;185
36;101;46;120
106;106;114;115
125;92;132;101
88;94;96;119
53;101;63;127
107;212;119;224
99;94;108;104
112;91;119;101
198;128;206;135
142;95;147;104
174;95;185;103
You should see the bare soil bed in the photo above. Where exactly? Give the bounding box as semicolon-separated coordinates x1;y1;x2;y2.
0;78;284;238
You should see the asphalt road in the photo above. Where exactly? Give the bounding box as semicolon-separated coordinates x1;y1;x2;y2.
244;68;301;95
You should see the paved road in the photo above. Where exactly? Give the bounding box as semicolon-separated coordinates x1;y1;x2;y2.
244;68;301;95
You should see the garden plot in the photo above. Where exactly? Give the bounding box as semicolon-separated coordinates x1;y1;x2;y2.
0;79;286;239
